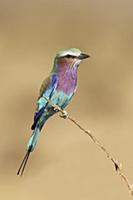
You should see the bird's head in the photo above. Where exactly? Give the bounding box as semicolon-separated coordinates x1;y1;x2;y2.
52;48;90;72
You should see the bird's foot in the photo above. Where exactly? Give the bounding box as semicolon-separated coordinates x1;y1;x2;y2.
60;110;68;119
53;105;61;112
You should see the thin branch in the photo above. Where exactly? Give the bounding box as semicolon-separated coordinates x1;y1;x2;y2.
43;95;133;197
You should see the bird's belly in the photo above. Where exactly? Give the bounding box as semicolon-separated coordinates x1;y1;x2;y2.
51;90;73;109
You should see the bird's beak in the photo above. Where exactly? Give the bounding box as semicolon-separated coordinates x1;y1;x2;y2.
78;53;90;60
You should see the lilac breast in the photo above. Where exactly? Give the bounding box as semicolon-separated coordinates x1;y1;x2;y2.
56;66;77;94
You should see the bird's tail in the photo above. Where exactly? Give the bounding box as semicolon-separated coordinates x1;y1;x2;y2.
17;127;41;176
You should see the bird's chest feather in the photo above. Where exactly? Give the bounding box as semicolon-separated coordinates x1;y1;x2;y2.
56;68;77;94
51;69;77;108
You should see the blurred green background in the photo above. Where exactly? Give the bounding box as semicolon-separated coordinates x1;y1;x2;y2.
1;0;133;199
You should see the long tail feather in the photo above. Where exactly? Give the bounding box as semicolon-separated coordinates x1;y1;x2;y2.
17;127;41;176
27;127;40;151
17;149;31;176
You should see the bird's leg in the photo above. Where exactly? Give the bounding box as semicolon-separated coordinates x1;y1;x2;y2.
60;110;68;119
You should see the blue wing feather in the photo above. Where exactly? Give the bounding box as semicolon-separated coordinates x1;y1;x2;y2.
31;74;58;130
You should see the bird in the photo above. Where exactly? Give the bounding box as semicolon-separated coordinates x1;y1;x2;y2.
17;48;90;175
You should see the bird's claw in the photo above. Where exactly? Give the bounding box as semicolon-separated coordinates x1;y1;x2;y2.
53;105;68;119
60;110;68;119
53;105;61;112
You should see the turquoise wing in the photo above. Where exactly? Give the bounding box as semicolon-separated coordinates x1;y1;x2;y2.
31;74;58;130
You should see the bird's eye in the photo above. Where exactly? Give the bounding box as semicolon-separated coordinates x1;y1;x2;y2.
66;54;76;59
66;55;72;58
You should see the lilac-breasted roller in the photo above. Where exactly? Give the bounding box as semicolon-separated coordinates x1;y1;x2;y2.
17;48;89;175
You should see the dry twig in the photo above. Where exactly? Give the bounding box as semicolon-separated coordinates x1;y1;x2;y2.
43;95;133;197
